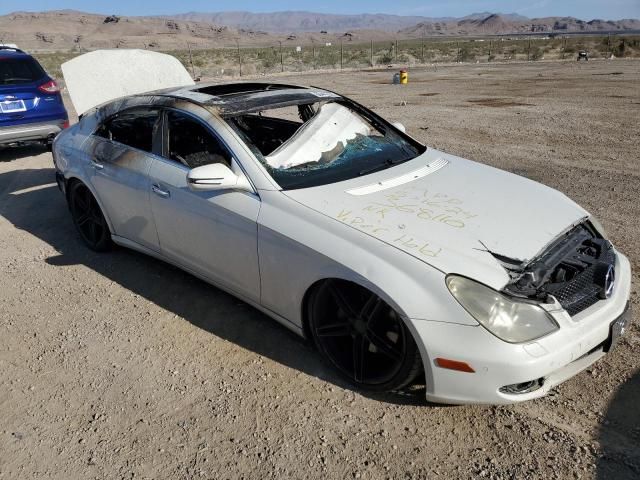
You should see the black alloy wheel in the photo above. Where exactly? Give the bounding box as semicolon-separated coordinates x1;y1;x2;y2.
69;182;112;252
309;279;422;392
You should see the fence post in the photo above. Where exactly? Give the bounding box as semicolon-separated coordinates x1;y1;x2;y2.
187;42;195;78
279;41;283;72
421;37;425;63
395;39;398;63
340;41;343;70
607;33;611;57
312;42;316;70
488;40;492;62
562;37;565;59
236;41;242;77
370;39;373;67
527;38;531;61
457;41;460;63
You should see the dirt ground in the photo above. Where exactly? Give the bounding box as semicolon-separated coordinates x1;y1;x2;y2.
1;59;639;480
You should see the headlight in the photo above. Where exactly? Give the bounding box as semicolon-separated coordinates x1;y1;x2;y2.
446;275;559;343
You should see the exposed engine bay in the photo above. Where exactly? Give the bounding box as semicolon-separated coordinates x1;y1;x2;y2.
501;222;616;316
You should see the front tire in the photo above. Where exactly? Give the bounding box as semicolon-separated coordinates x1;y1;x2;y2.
308;279;422;392
68;181;112;252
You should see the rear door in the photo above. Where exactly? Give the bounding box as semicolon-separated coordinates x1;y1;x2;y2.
148;109;261;301
83;107;161;251
0;55;66;126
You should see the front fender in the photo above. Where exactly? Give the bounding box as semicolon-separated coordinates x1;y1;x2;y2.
257;190;478;330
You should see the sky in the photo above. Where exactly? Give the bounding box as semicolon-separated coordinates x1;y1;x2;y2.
0;0;638;20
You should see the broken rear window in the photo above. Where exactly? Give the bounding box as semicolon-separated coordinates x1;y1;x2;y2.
225;101;424;190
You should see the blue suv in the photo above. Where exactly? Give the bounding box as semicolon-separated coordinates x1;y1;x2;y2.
0;46;69;147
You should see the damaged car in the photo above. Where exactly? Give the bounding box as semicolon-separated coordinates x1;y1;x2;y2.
53;50;632;404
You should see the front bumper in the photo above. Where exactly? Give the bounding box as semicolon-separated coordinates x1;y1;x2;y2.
413;252;632;405
0;120;66;145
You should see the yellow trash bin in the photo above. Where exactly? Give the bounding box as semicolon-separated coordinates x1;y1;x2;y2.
400;69;408;85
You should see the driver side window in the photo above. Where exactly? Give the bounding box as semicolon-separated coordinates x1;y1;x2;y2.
166;111;232;169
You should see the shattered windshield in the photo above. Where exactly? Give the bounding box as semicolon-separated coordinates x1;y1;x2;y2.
225;100;424;190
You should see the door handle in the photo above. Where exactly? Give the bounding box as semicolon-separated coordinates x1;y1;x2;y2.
92;154;106;170
152;184;170;198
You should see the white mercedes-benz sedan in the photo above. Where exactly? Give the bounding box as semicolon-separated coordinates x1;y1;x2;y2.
52;50;631;404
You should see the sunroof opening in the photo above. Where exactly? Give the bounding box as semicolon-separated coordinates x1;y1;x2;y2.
194;83;305;98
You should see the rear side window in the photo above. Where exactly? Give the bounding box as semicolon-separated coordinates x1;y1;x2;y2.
166;111;232;169
95;109;159;153
0;57;46;85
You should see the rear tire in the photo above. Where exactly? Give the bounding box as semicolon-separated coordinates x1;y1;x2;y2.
68;181;112;252
308;279;422;392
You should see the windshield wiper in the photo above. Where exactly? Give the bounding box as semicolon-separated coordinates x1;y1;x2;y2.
358;158;406;176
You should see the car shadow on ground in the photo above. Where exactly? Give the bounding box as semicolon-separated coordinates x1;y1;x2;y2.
597;367;640;479
0;143;48;162
0;167;428;406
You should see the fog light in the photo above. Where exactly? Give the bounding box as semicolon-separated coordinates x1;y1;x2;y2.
499;378;544;395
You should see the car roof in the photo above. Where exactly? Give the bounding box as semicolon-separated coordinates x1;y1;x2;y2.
142;82;342;116
0;47;32;59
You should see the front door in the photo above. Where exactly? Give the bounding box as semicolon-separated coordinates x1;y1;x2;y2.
148;109;261;301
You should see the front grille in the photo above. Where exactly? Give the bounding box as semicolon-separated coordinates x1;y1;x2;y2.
547;248;615;317
504;222;616;318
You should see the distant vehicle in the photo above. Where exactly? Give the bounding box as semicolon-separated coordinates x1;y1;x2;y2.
54;50;631;405
0;46;69;148
577;51;589;61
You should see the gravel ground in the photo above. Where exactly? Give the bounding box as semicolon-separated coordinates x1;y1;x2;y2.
0;59;639;480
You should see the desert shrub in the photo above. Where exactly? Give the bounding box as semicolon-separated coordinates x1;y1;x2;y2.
378;52;393;64
530;47;544;60
613;40;627;57
458;48;474;62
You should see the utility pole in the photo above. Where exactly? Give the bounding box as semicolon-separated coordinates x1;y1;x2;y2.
279;41;283;72
421;37;425;63
312;40;316;70
607;33;611;57
488;40;492;61
457;41;460;63
340;40;343;70
395;39;398;63
527;38;531;61
562;37;566;59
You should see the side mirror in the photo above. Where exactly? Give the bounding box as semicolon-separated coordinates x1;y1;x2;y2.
392;121;406;133
187;163;252;192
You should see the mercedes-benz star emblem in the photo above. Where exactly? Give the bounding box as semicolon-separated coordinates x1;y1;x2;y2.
603;264;615;299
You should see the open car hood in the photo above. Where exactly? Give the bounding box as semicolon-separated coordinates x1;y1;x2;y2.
284;149;589;290
61;49;194;116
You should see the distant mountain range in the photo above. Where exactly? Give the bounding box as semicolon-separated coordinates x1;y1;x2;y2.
169;11;535;33
400;13;640;37
0;10;638;52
